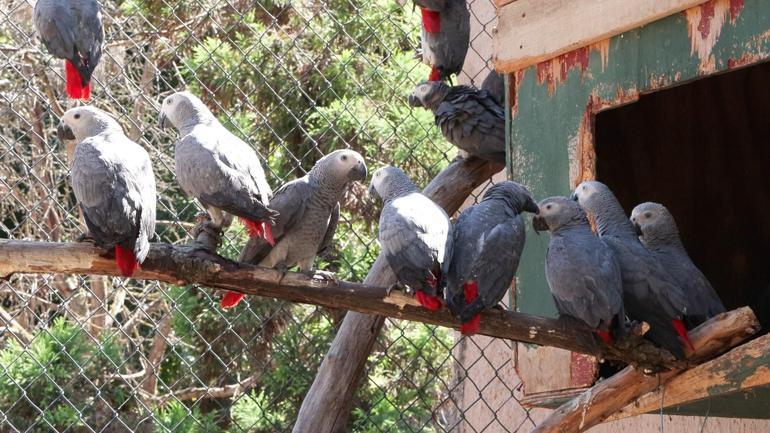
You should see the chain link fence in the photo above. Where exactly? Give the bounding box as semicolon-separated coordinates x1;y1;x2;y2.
0;0;540;431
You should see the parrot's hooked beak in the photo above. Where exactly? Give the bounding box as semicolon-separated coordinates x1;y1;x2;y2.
531;215;548;234
350;160;368;181
570;191;579;202
158;111;169;130
524;200;540;214
633;221;643;237
407;93;421;108
367;183;380;201
56;122;76;141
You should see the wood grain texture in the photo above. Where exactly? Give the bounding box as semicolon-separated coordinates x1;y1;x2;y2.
531;307;760;433
609;333;770;421
493;0;711;72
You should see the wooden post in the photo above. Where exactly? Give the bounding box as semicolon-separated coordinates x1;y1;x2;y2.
530;307;760;433
292;156;501;433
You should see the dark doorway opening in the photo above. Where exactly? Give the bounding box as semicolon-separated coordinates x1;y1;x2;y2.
594;61;770;332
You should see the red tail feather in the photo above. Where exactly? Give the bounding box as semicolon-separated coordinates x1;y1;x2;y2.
460;314;481;336
415;290;442;311
428;66;441;82
114;245;139;277
459;281;480;335
420;8;441;33
65;60;90;100
594;329;613;345
240;218;275;246
220;291;245;309
672;319;695;351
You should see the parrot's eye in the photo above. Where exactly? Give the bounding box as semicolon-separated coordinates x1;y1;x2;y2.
341;155;348;161
546;204;552;210
166;99;172;104
644;212;652;218
73;114;80;120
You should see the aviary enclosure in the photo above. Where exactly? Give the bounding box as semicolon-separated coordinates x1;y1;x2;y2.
1;0;769;432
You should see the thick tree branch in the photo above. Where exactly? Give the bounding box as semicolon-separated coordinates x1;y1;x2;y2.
0;238;626;361
531;307;760;433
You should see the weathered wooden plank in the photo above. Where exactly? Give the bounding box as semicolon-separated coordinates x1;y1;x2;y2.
493;0;711;72
530;307;760;433
608;333;770;421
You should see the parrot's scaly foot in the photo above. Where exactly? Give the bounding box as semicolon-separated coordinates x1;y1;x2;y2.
309;270;338;283
275;263;289;284
192;217;222;252
76;232;96;243
386;282;407;297
492;304;506;311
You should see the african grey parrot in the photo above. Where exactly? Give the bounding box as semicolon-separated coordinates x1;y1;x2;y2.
58;106;156;277
481;71;505;105
408;81;505;165
34;0;103;100
631;202;726;326
413;0;470;81
446;181;538;335
369;165;452;310
532;196;625;344
573;181;693;359
159;91;278;307
239;150;367;302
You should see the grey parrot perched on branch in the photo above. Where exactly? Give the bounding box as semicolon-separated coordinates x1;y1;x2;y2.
408;81;505;165
532;196;625;344
239;149;367;304
34;0;103;100
631;202;726;326
159;91;278;308
369;165;452;310
413;0;470;81
58;106;156;277
446;181;538;335
573;181;693;359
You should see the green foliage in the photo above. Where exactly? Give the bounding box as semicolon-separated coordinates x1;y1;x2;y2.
0;318;132;432
154;400;223;433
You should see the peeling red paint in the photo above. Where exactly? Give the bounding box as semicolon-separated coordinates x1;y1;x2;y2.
511;69;526;118
535;41;611;95
729;0;744;21
698;1;717;39
727;52;763;69
570;352;597;388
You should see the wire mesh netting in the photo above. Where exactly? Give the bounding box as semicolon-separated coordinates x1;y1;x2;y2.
0;0;539;431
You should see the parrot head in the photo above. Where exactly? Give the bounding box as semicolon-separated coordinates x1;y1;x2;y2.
570;180;613;214
368;165;418;202
532;196;587;234
630;202;679;244
316;149;368;184
158;91;211;131
58;106;121;142
407;81;451;111
482;181;539;214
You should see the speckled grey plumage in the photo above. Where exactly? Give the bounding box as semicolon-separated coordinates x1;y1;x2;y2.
64;107;155;262
370;165;452;296
535;196;624;336
632;202;726;326
159;91;276;228
239;149;367;271
574;181;690;358
408;81;505;164
34;0;103;84
413;0;470;81
445;182;538;322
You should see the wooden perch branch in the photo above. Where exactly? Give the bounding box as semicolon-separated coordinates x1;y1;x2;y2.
608;331;770;421
0;239;624;360
531;307;760;433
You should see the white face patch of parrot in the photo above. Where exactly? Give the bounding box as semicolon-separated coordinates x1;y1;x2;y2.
369;166;389;197
324;149;367;182
60;106;117;141
159;91;195;130
572;180;602;206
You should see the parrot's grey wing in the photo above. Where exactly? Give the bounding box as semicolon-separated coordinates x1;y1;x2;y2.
238;178;312;264
317;202;340;258
473;219;523;309
180;134;276;223
77;0;104;64
72;139;143;251
379;204;436;288
134;150;157;262
34;0;75;58
435;92;506;163
481;71;505;105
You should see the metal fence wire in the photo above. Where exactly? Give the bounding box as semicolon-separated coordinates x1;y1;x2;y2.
0;0;539;431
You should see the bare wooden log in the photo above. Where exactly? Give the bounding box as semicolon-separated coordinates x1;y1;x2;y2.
608;332;770;421
531;307;760;433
